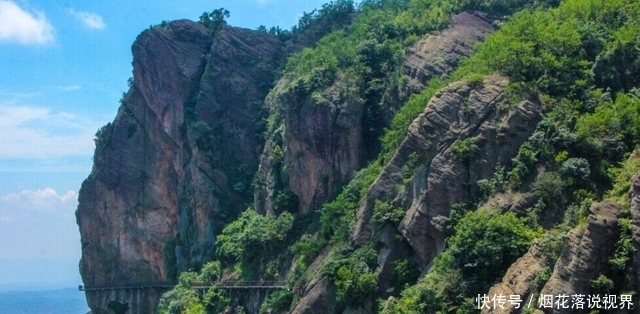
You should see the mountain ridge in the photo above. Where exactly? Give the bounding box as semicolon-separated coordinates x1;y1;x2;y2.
77;0;640;313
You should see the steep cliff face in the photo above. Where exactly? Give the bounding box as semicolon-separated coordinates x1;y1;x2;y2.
538;201;621;314
254;11;493;215
403;11;493;92
353;76;541;260
78;1;640;313
291;76;541;313
76;20;282;313
484;200;630;314
630;171;640;291
483;242;549;314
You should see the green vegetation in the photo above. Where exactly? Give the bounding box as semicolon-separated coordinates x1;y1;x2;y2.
372;200;405;226
197;261;222;284
216;209;294;278
391;259;419;292
381;77;446;161
158;272;232;314
260;290;295;314
607;151;640;204
379;0;640;310
577;93;640;153
274;190;300;214
164;239;178;282
381;210;539;313
319;163;381;241
326;244;379;308
198;8;229;32
159;0;640;312
448;210;541;293
450;137;478;163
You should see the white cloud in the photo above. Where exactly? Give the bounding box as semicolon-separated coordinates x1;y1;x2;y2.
0;188;77;219
0;1;54;44
0;190;81;262
0;162;90;173
57;85;81;92
1;188;77;206
68;9;105;30
0;91;41;99
0;104;99;159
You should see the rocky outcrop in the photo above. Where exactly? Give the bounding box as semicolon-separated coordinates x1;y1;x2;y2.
628;170;640;296
290;275;334;314
290;246;336;314
483;242;549;314
537;201;621;314
290;75;541;312
351;76;542;267
76;20;282;313
260;76;367;214
403;11;493;92
484;169;639;314
254;11;493;216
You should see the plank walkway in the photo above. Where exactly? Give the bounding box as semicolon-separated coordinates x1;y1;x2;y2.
193;281;286;290
78;283;174;291
79;281;287;292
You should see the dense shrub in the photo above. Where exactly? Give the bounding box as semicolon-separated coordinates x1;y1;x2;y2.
448;210;540;293
196;261;222;284
326;245;379;307
216;210;294;269
157;272;204;314
198;8;229;32
260;289;295;314
450;137;478;163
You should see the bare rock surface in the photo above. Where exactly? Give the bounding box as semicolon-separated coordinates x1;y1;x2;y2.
628;170;640;294
351;75;542;267
76;20;282;313
292;75;541;314
403;11;493;91
290;247;336;314
254;11;492;216
538;201;621;314
483;242;549;314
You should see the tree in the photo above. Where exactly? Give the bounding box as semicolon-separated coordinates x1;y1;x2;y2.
198;8;229;32
448;210;539;293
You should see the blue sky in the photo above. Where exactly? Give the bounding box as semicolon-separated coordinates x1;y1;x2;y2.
0;0;328;288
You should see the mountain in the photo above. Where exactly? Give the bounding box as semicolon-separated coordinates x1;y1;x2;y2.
76;0;640;313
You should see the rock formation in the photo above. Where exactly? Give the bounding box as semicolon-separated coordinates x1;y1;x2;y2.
484;201;623;314
254;11;493;216
629;171;640;303
76;20;282;313
353;75;542;260
483;242;549;314
290;75;542;313
76;3;640;313
538;201;621;311
403;11;493;92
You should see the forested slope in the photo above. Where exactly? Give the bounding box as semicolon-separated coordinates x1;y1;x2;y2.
155;0;640;312
77;0;640;313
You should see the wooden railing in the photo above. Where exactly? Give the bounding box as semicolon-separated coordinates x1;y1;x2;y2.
79;281;287;291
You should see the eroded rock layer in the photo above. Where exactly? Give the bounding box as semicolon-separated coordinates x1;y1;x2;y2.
353;76;542;263
76;20;282;313
537;201;621;314
630;171;640;290
254;11;493;216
